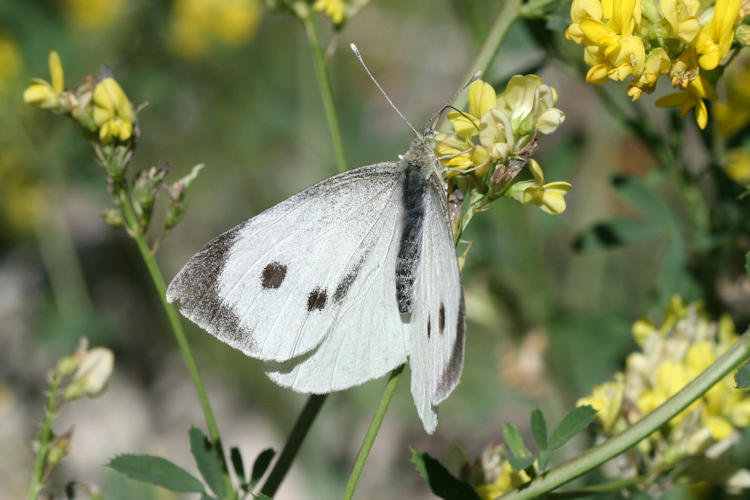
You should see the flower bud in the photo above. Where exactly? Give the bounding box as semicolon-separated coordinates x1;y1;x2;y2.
101;208;124;228
46;432;72;468
63;347;114;401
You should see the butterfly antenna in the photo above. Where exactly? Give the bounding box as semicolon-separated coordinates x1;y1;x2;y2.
427;71;483;130
350;43;420;137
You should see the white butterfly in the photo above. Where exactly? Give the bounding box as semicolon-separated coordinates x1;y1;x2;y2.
166;47;467;433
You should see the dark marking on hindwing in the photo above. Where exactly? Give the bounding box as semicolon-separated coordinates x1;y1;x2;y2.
436;295;466;400
166;222;255;348
261;262;287;289
439;303;446;335
395;162;428;314
307;287;328;311
427;316;431;339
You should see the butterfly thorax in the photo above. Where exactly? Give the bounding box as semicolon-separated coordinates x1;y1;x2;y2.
400;130;441;179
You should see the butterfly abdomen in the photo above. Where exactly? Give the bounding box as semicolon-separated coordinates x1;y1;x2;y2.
395;158;429;315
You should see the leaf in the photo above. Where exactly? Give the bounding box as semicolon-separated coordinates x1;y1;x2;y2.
746;252;750;278
509;455;536;471
611;174;672;226
254;494;273;500
548;406;598;450
250;448;276;488
230;447;246;490
736;362;750;389
108;454;205;493
572;218;664;252
502;423;531;458
530;408;548;450
411;450;481;500
537;450;551;472
189;427;226;498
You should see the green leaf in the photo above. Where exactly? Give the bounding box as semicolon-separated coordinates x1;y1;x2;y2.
108;454;205;493
548;406;598;450
745;252;750;278
411;450;481;500
254;494;273;500
230;447;246;491
189;427;226;498
537;450;551;472
572;218;664;252
250;448;276;488
509;455;536;472
736;362;750;388
503;423;531;458
611;174;672;225
530;408;548;450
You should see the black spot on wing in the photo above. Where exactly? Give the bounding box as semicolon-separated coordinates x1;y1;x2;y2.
307;287;327;311
427;315;431;339
395;162;428;314
167;222;255;348
439;303;445;335
437;295;466;400
261;262;287;289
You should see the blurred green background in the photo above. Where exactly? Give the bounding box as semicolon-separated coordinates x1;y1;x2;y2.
2;0;749;498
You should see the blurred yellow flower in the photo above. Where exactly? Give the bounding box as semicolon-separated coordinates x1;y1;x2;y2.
694;0;741;70
314;0;346;24
63;347;114;400
725;148;750;184
475;458;530;500
168;0;261;59
63;0;127;30
0;35;22;91
577;374;625;432
23;51;64;110
714;56;750;137
93;78;135;142
511;159;572;215
655;74;717;129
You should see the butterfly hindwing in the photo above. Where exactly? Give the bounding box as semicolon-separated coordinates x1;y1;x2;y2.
167;163;408;367
406;173;466;434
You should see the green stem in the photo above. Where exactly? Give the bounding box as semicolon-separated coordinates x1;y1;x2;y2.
343;365;404;500
303;11;348;173
115;190;236;499
260;394;328;497
499;331;750;500
447;0;522;118
29;372;60;500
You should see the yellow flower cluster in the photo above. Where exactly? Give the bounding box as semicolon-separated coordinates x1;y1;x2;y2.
62;0;127;30
0;34;21;91
314;0;347;24
168;0;261;59
23;51;137;143
577;297;750;488
473;444;531;500
436;76;570;214
565;0;744;128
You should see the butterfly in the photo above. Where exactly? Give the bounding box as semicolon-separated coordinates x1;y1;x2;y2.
166;47;468;433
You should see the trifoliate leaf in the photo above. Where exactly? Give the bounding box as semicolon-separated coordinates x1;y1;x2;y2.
503;423;531;459
411;450;480;500
250;448;276;488
189;427;226;498
531;408;548;450
548;405;597;450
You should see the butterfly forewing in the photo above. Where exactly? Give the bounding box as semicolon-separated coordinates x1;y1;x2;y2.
167;163;406;364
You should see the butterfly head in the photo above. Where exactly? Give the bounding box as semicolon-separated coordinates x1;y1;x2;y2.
401;127;441;177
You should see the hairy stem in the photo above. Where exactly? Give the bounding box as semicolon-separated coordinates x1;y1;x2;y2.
260;394;329;497
303;11;348;173
29;372;60;500
499;331;750;500
343;365;404;500
115;189;236;499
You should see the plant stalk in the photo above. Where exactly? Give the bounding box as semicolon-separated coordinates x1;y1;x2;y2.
343;365;404;500
28;372;60;500
115;189;236;499
303;11;348;173
499;331;750;500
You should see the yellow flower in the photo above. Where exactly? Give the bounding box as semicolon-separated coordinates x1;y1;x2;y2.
724;149;750;184
655;74;717;129
448;79;496;138
23;51;64;110
63;0;127;30
627;48;671;100
93;78;136;142
694;0;741;70
511;159;572;214
314;0;346;24
0;35;22;91
476;460;530;500
435;133;490;178
168;0;261;58
660;0;701;43
577;374;625;432
496;75;565;137
713;57;750;138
